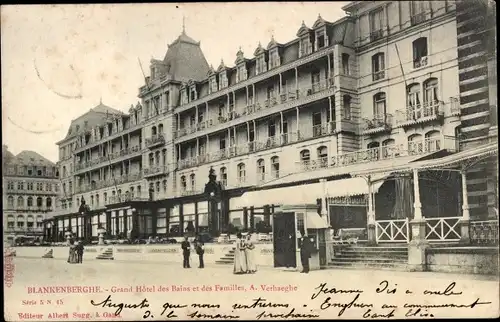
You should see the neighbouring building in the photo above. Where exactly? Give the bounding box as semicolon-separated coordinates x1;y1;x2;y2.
3;145;60;242
44;1;498;249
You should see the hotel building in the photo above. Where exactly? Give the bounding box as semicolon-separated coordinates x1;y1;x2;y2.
2;146;60;241
44;1;497;247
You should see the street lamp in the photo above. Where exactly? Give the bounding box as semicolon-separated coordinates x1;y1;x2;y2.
204;167;223;236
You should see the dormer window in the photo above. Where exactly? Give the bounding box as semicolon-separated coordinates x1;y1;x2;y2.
316;30;326;50
219;73;228;89
269;49;280;69
299;37;312;57
237;64;247;82
181;87;189;105
256;54;267;74
151;66;156;79
209;76;218;94
189;86;197;101
342;53;350;75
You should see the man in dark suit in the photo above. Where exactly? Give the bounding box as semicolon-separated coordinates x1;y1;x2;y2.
299;230;313;273
76;240;84;263
194;236;205;269
181;236;191;268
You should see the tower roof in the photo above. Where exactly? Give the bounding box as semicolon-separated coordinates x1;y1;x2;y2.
162;30;210;82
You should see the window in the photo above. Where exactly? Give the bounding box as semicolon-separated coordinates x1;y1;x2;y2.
104;192;107;203
17;215;24;228
369;8;384;41
162;149;167;165
149;153;154;167
96;194;99;207
372;53;385;81
256;54;267;74
267;86;275;100
46;197;52;208
190;88;197;101
410;2;426;25
237;65;247;82
37;197;43;207
163;180;167;192
7;181;14;190
268;120;276;138
373;92;387;118
269;48;281;69
317;146;328;168
151;126;157;136
343;95;352;120
407;83;421;112
27;197;33;207
181;176;187;192
271;156;279;178
37;183;43;191
219;73;228;89
156;181;161;193
209;76;218;93
300;149;310;162
342;54;350;75
316;30;326;49
412;37;428;68
220;167;227;187
423;78;439;108
257;159;265;182
27;182;33;190
17;196;24;207
7;196;14;208
155;151;160;166
17;182;24;190
190;174;196;191
237;163;246;183
158;124;164;135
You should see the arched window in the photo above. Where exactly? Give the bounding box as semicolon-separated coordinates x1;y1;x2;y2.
27;215;35;229
425;130;441;152
317;146;328;168
367;142;380;149
190;174;196;190
162;149;167;165
271;156;280;178
7;196;14;208
300;149;310;162
163;180;167;192
155;151;160;166
237;163;246;183
423;78;439;109
27;196;33;207
7;215;15;228
149;153;154;167
76;197;80;206
103;192;107;203
90;195;94;206
343;95;352;120
36;215;44;228
151;126;157;136
156;181;161;192
112;190;116;196
408;133;423;155
95;194;99;207
158;124;164;135
382;138;395;158
36;197;43;207
373;92;386;118
181;175;187;191
257;159;265;182
63;166;67;177
406;83;421;120
220;167;227;187
117;189;122;196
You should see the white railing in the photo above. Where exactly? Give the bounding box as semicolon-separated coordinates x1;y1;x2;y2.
396;102;443;125
425;217;461;241
470;220;499;245
375;219;410;243
362;113;393;132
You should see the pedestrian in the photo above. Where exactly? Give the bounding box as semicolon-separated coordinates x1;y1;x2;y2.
233;232;247;274
244;233;257;274
194;237;205;268
67;239;78;264
299;230;313;273
76;240;84;263
181;236;191;268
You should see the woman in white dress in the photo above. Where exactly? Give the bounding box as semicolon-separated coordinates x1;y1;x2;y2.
245;233;257;273
233;232;248;274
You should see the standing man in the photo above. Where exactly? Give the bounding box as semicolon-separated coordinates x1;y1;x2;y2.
299;230;313;273
181;236;191;268
194;236;205;269
76;240;84;264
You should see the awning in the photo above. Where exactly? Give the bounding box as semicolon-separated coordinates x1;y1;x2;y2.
240;176;385;208
306;212;329;229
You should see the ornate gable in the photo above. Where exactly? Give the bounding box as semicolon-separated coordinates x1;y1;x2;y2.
254;42;265;56
217;59;226;72
235;47;246;65
312;14;327;29
296;20;311;37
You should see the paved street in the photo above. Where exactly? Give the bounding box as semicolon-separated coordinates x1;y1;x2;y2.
4;257;499;320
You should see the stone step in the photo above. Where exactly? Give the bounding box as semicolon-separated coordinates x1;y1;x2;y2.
337;253;407;260
215;260;233;265
331;257;407;264
328;262;408;271
340;247;408;253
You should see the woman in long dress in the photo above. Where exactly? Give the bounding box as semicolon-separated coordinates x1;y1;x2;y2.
67;240;78;264
233;232;247;274
245;233;257;274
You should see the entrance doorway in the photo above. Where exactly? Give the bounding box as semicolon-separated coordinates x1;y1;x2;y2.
272;212;296;268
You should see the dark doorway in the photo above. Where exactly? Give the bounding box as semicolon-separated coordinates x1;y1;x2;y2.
272;212;296;268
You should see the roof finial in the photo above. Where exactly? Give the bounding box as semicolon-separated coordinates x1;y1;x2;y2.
182;15;186;34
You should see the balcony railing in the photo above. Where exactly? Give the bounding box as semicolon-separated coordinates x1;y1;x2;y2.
174;78;335;140
75;172;143;193
362;113;393;134
106;194;150;205
295;136;456;171
75;145;141;172
143;165;170;177
395;102;443;127
180;190;203;197
370;29;384;42
470;220;499;245
145;134;165;148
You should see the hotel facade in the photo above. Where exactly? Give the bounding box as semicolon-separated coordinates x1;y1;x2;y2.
2;146;60;241
44;0;497;248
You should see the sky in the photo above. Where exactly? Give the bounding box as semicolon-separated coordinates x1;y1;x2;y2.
1;2;349;163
